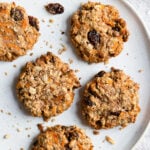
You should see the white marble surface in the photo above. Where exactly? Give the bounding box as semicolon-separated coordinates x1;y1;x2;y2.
126;0;150;150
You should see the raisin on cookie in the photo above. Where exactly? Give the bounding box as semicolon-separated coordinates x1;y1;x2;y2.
0;2;39;61
82;68;140;129
16;52;80;121
70;2;129;63
32;125;93;150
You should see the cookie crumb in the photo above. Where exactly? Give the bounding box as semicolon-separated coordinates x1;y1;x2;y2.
41;19;45;23
61;31;65;35
138;69;143;73
51;118;55;122
13;64;17;68
58;44;67;55
7;112;11;115
30;53;33;56
37;124;44;133
49;19;54;23
4;72;8;76
68;58;73;64
3;134;10;139
93;130;99;135
16;128;21;132
105;136;115;145
27;134;30;138
75;69;80;73
25;127;31;131
0;109;4;113
49;45;53;48
45;41;49;46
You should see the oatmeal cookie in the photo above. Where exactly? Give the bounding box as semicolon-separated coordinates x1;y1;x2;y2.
32;125;93;150
70;2;129;63
0;2;39;61
82;68;140;129
16;52;80;120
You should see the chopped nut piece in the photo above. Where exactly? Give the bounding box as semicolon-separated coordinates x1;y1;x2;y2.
29;87;36;95
105;136;115;144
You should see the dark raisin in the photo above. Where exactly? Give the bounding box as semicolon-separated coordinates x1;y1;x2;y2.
95;71;106;77
110;111;121;116
88;30;100;48
10;8;23;21
112;26;121;32
65;144;71;150
50;56;55;63
122;31;129;42
84;98;94;106
88;88;98;98
111;68;120;72
33;140;38;146
45;3;64;15
28;16;39;31
96;120;102;127
65;132;79;141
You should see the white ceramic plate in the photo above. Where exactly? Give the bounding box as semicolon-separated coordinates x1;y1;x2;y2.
0;0;150;149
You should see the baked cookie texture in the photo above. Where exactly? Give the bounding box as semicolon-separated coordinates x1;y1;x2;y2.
70;2;129;63
32;125;93;150
16;52;80;121
82;68;140;129
0;2;39;61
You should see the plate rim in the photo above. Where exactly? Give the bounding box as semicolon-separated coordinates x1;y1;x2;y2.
120;0;150;149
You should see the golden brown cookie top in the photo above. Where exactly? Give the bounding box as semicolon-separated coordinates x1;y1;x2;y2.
0;2;39;61
16;52;80;121
70;2;129;63
82;68;140;129
32;125;93;150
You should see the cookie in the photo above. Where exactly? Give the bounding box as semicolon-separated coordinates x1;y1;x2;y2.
32;125;93;150
16;52;80;121
70;2;129;63
0;2;39;61
82;68;140;129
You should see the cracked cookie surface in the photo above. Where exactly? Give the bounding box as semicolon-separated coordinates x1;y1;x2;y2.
70;2;129;63
0;2;39;61
16;52;80;121
82;68;140;129
31;125;93;150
